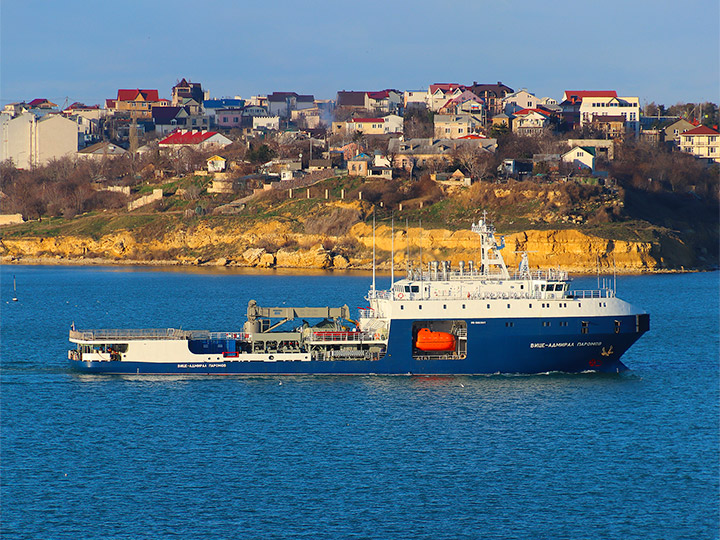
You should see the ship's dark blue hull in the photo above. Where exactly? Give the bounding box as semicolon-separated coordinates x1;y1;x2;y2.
69;314;648;375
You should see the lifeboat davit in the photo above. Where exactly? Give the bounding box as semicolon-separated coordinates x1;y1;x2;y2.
415;328;456;352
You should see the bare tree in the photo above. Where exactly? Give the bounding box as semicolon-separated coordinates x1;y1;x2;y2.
453;146;494;180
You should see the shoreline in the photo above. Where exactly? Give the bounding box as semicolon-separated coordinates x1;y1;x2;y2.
2;255;710;275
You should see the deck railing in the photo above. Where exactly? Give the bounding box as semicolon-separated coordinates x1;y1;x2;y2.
403;268;570;283
307;331;380;342
69;328;251;341
69;328;193;341
367;287;615;304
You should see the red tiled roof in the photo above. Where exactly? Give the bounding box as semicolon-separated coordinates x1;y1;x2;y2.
458;134;486;139
514;108;549;117
159;130;220;145
430;83;466;94
117;89;160;102
105;99;117;109
681;125;719;136
564;90;617;99
367;90;390;100
28;98;51;107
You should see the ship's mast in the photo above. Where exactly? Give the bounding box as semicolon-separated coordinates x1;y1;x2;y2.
390;215;395;287
372;212;376;292
471;211;510;279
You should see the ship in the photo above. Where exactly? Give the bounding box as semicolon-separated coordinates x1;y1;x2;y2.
68;216;649;375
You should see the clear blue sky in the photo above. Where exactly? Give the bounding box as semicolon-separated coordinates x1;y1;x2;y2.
2;0;718;108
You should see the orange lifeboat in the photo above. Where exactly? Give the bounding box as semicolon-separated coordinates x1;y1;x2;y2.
415;328;456;352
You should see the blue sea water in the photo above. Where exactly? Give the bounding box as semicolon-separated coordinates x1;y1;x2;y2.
1;266;718;539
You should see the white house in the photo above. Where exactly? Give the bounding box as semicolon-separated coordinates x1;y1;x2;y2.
512;109;551;135
207;155;227;172
404;90;428;109
562;146;595;171
252;116;280;130
502;88;540;115
576;94;640;133
427;84;466;112
434;114;482;139
158;130;231;150
679;125;720;163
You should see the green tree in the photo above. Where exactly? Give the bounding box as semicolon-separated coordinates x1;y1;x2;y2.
247;144;275;163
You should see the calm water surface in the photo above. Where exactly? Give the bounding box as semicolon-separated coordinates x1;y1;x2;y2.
1;266;718;539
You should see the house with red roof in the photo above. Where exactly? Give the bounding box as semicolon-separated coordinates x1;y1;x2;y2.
512;108;552;136
158;129;231;150
27;98;57;109
560;91;640;134
562;90;618;101
107;89;168;119
427;84;467;112
366;90;402;114
438;90;485;119
62;102;105;122
679;125;720;163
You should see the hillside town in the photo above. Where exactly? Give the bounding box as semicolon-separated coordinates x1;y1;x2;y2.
0;77;718;271
2;78;718;180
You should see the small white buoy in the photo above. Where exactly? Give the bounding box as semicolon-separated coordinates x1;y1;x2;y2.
279;382;282;385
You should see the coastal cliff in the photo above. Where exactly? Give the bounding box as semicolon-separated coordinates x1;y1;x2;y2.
0;218;696;273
